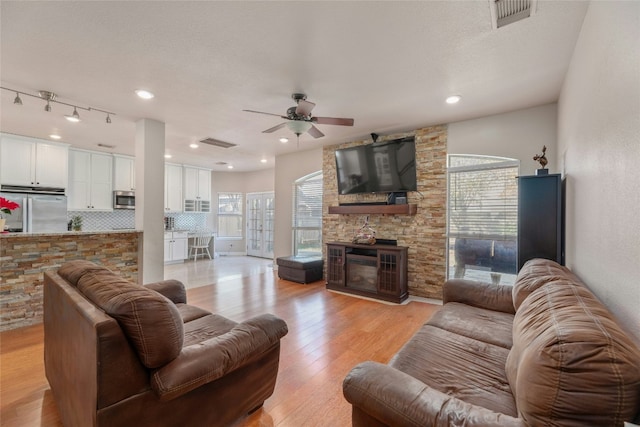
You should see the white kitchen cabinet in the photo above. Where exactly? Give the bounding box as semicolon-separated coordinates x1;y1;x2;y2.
164;231;188;263
68;149;113;211
0;134;68;188
183;166;211;212
113;155;135;191
164;163;183;212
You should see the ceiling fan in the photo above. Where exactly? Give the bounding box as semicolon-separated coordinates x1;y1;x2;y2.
243;93;354;139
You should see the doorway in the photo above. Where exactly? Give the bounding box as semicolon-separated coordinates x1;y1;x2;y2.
246;192;274;258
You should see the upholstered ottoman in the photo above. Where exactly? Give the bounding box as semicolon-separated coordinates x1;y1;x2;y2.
276;256;324;284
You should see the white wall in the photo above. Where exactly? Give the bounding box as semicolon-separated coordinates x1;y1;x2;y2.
243;169;275;193
273;148;323;260
558;1;640;344
448;103;558;175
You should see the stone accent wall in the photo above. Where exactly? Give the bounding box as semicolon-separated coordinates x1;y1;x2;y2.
323;125;447;299
0;231;140;331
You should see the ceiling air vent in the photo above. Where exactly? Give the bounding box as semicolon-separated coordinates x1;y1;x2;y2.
199;138;236;149
490;0;537;29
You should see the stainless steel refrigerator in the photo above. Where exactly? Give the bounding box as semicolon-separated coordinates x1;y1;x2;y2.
0;186;68;233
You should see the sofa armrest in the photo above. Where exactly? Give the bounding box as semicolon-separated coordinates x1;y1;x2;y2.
144;280;187;304
443;279;515;314
343;361;523;427
151;314;288;400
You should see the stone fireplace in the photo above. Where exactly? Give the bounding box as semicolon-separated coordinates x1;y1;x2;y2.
322;125;447;300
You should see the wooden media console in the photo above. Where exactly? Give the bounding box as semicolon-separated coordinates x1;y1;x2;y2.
326;242;408;303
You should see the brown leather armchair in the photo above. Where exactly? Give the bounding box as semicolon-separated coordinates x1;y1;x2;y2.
44;260;288;427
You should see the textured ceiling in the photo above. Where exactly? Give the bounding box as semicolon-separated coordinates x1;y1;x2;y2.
0;1;589;171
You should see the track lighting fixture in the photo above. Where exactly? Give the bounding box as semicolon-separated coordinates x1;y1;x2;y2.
1;86;115;124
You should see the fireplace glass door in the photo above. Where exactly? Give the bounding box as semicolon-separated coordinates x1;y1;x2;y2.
346;254;377;292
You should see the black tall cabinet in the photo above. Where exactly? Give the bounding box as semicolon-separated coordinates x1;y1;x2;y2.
517;173;564;271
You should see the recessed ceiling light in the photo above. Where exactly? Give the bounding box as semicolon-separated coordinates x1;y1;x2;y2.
135;89;155;100
49;134;61;140
446;95;461;104
164;154;172;159
279;137;289;143
189;143;199;149
260;159;267;163
227;165;234;169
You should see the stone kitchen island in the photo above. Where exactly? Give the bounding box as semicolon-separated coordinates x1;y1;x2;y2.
0;230;141;331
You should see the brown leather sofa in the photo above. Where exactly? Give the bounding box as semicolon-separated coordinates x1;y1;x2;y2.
343;258;640;426
44;260;288;427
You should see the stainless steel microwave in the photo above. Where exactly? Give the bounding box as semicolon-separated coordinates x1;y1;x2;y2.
113;191;135;209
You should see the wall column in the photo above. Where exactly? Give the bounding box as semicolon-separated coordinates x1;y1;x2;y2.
135;118;165;284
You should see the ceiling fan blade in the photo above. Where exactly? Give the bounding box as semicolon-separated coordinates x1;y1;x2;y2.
312;116;354;126
243;109;287;119
262;122;287;133
296;100;316;117
307;124;325;139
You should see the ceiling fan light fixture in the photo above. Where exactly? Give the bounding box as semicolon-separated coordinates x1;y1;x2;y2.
286;120;312;135
14;92;22;105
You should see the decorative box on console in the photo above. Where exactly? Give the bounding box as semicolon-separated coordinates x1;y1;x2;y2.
276;256;324;284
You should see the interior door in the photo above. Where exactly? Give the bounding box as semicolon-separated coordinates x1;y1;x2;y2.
246;192;274;259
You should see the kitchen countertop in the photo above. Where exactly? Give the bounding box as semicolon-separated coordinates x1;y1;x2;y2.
0;229;142;238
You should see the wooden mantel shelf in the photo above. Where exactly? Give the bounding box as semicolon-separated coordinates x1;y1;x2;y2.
328;204;417;215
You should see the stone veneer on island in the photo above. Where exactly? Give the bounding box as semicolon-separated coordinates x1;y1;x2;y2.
0;230;141;331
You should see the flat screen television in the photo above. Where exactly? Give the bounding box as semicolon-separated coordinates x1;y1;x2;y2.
335;136;417;195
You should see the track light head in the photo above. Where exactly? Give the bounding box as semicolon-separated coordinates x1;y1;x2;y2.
44;101;52;112
65;107;81;122
106;114;111;124
13;92;22;105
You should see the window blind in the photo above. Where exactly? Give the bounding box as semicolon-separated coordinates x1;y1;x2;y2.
293;172;323;229
218;192;243;238
293;171;323;256
448;156;519;241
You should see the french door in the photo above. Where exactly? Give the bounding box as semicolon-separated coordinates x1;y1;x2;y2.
246;192;274;258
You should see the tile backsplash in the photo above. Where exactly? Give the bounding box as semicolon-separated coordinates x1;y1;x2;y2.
68;210;210;231
165;212;209;230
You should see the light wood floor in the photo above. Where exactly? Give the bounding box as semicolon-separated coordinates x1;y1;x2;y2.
0;256;440;427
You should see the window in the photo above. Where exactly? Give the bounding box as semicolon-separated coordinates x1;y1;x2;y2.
447;155;519;285
218;192;243;238
293;171;323;256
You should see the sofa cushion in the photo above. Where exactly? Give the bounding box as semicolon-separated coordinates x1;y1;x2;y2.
63;262;184;369
58;259;112;286
506;280;640;425
427;302;514;349
511;258;580;310
390;324;517;418
183;313;238;346
176;303;212;323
